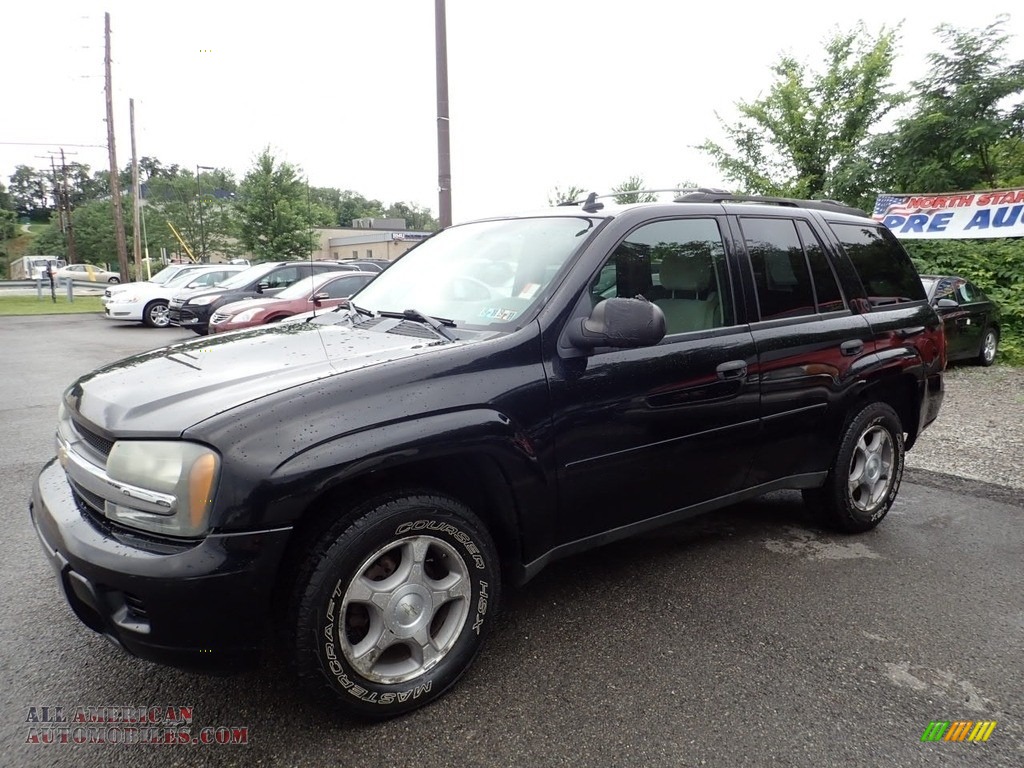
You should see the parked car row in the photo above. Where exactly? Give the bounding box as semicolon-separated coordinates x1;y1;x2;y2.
102;259;387;333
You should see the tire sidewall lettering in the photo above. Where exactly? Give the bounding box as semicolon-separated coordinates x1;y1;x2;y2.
316;512;494;708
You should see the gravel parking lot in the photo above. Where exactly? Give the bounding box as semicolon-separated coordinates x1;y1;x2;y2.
906;364;1024;491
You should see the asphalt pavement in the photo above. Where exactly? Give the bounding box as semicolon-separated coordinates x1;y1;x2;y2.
1;315;1021;767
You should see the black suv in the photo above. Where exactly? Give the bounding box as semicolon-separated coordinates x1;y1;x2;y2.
169;260;349;334
31;193;944;719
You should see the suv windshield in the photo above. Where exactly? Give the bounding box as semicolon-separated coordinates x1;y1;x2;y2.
353;217;598;328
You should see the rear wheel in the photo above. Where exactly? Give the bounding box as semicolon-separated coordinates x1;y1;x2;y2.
802;402;904;533
290;491;499;719
142;300;170;328
108;276;120;283
978;327;998;367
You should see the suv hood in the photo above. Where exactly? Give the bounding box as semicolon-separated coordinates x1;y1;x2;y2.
66;319;454;434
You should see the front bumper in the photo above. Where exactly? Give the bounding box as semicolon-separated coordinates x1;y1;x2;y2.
168;305;209;329
103;303;143;321
30;459;293;671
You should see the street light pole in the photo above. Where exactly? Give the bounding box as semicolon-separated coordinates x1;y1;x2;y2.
435;0;452;228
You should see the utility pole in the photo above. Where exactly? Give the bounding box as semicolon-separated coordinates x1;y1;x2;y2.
104;12;130;281
434;0;452;228
38;150;77;263
60;149;77;264
130;98;142;279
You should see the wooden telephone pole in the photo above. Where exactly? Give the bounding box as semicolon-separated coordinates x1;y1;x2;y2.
104;12;130;281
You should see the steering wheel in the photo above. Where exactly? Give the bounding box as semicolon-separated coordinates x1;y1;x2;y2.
445;275;493;301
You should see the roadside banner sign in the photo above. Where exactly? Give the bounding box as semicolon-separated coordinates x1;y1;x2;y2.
873;188;1024;239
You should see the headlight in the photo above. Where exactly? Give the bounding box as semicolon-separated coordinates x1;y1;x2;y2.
231;308;262;323
188;295;219;306
104;441;220;537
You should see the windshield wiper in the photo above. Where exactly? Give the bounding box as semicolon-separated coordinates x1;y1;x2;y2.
377;308;457;340
348;303;374;317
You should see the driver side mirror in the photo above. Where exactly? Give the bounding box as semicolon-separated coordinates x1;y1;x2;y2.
935;298;958;309
312;291;331;306
566;297;666;352
256;281;270;294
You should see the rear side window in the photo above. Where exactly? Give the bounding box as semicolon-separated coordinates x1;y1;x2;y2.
831;223;926;306
740;217;817;320
795;220;846;313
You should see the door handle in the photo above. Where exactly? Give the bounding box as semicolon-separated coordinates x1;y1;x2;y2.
840;339;864;356
716;360;747;380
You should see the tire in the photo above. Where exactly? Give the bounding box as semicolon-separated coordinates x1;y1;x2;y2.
191;327;209;336
108;276;120;283
290;491;500;719
978;327;998;367
802;402;905;533
142;300;170;328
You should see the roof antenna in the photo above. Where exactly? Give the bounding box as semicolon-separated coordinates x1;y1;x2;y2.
581;192;604;213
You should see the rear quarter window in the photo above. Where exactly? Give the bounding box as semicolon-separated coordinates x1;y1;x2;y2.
830;222;926;306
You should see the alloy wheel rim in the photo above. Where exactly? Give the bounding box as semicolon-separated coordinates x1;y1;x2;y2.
847;425;895;513
337;535;471;685
984;333;996;362
151;305;170;327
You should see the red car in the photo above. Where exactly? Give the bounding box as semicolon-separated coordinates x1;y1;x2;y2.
209;271;376;332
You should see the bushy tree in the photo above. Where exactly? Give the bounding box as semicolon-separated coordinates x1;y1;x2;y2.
877;16;1024;193
700;23;902;209
236;148;319;261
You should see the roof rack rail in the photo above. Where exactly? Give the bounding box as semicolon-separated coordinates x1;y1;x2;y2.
673;191;868;217
557;187;732;212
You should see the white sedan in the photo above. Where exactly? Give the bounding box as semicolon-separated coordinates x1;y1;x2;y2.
103;265;247;327
55;263;122;283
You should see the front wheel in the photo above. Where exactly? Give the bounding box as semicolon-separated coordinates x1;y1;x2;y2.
802;402;905;533
142;300;170;328
290;491;500;719
978;327;998;367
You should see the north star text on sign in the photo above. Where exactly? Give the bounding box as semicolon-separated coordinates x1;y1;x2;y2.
905;189;1024;208
884;204;1024;233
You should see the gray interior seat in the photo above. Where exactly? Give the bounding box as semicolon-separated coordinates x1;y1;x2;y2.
654;253;720;333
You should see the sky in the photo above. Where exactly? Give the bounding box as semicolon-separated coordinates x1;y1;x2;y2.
2;1;1024;224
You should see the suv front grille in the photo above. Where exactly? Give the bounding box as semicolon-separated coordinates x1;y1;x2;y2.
73;420;114;459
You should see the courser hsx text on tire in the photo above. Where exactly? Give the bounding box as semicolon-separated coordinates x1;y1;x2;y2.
289;492;500;718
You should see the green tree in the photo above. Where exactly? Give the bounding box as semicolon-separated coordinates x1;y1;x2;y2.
383;201;438;231
61;198;132;265
877;16;1024;193
0;209;17;242
548;185;587;205
28;224;67;258
336;190;385;227
236;148;319;260
8;165;52;219
700;23;902;208
611;176;658;204
145;170;241;261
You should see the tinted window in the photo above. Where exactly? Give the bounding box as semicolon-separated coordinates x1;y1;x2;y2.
740;217;816;320
325;275;372;298
795;220;846;313
592;218;734;335
831;223;926;305
265;266;299;289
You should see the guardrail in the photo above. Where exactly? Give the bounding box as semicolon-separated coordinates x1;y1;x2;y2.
0;280;109;290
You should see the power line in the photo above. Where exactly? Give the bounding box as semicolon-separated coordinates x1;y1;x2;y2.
0;141;106;148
